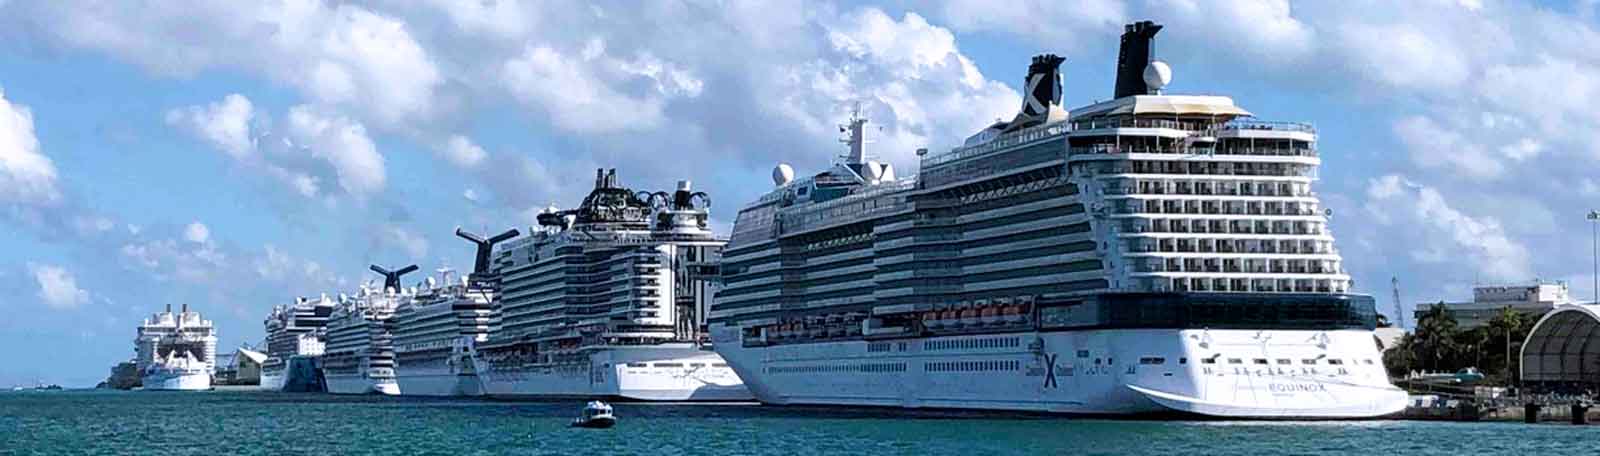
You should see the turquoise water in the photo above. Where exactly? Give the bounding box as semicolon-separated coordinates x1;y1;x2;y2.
2;390;1597;455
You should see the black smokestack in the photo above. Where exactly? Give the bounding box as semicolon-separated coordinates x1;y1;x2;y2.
456;227;520;275
1002;54;1065;133
1114;20;1163;99
370;264;419;291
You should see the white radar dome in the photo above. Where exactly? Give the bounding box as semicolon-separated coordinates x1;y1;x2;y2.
772;163;795;186
1143;60;1172;92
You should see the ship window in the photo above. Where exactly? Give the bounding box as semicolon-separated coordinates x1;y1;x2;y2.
1301;359;1317;365
1094;358;1101;365
1275;359;1291;365
713;363;728;367
1200;358;1215;365
1253;359;1268;365
1227;358;1242;364
1077;350;1090;358
1363;359;1375;365
1327;359;1344;365
1139;357;1166;365
653;363;683;368
1179;358;1188;365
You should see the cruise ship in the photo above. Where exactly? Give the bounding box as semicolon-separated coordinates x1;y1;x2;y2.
261;295;334;391
391;229;518;397
472;169;751;401
319;265;411;395
709;21;1407;418
135;304;217;391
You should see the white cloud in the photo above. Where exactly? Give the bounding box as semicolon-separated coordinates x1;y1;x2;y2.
28;263;88;310
183;222;210;244
283;105;387;197
380;225;429;260
255;245;294;280
1392;115;1503;180
169;95;387;200
164;94;255;159
939;0;1124;52
501;40;684;133
1363;175;1532;282
1333;22;1469;90
440;135;487;169
0;88;61;206
11;2;442;127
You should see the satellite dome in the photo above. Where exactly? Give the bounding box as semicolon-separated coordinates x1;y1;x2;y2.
773;163;795;186
1143;60;1172;93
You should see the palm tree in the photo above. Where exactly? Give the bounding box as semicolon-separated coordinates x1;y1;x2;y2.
1485;305;1528;383
1413;303;1460;371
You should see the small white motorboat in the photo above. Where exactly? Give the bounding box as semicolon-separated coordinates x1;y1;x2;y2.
571;401;616;429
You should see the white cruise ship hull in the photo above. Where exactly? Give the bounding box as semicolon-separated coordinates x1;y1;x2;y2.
713;326;1406;418
475;344;752;401
395;370;484;397
142;371;211;391
259;367;286;391
324;373;400;395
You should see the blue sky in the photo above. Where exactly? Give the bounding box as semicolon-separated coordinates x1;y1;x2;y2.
3;0;1597;386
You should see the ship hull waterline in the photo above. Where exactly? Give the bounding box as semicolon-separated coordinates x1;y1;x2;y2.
713;326;1407;419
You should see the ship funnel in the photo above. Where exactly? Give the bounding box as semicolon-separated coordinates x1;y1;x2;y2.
1001;54;1067;133
455;227;520;275
369;264;419;291
1114;20;1163;99
181;303;188;313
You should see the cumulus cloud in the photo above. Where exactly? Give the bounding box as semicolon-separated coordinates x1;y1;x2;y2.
284;105;386;196
0;88;61;206
379;225;429;260
164;94;256;159
183;222;211;244
5;1;442;127
1363;175;1531;283
939;0;1124;52
501;39;700;133
28;263;88;310
439;135;487;169
168;95;387;200
1392;115;1503;180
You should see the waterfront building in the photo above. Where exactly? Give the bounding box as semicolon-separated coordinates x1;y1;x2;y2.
1415;282;1573;329
1520;304;1600;391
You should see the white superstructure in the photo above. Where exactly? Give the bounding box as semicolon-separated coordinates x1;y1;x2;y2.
260;295;333;391
710;21;1406;418
135;304;216;391
392;229;517;397
321;274;407;395
471;170;751;401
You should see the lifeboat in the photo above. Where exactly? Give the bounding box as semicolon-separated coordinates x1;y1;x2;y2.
923;311;944;329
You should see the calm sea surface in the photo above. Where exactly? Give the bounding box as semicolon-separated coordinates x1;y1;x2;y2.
2;390;1597;455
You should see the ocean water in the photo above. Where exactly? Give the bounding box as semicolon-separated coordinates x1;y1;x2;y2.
2;390;1597;455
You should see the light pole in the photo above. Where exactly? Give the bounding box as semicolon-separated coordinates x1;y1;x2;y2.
1590;210;1600;304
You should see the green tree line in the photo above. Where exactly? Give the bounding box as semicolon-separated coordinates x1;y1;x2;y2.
1382;304;1532;385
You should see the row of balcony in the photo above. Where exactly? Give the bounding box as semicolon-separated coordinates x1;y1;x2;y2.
1078;161;1316;178
1115;202;1328;223
1121;218;1328;236
1142;277;1347;294
1132;257;1342;275
1127;237;1335;255
1069;144;1316;158
1068;118;1316;135
1104;179;1313;198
